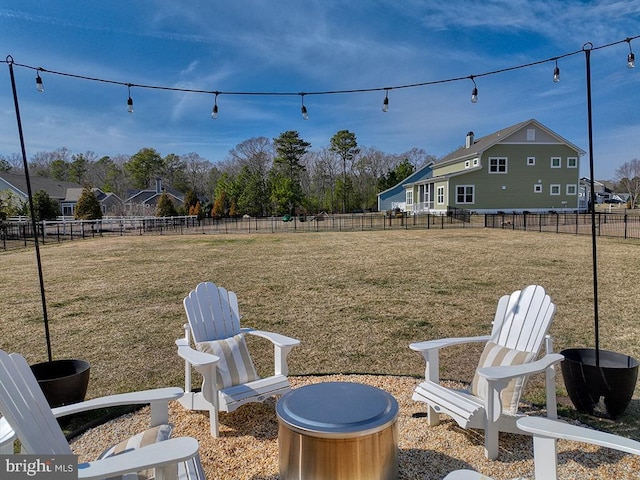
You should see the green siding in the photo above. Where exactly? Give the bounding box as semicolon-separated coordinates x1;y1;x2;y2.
446;144;581;211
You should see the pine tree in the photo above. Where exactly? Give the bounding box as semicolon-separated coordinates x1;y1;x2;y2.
156;192;177;217
74;187;102;220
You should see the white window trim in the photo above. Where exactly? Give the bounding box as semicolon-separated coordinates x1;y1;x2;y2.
534;184;543;193
566;184;577;195
464;160;470;169
488;157;508;174
527;156;536;166
550;184;561;195
551;157;561;168
437;186;445;205
472;158;479;166
456;185;475;204
567;157;578;168
406;190;413;205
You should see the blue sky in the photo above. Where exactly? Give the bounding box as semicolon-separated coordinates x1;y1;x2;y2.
0;0;638;180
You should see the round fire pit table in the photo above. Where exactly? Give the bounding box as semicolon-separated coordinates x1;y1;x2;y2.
276;381;399;480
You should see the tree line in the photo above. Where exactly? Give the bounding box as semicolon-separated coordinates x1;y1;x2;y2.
0;130;435;219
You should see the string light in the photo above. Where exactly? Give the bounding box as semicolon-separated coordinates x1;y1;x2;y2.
127;84;133;113
300;94;308;120
3;34;638;117
469;76;478;103
382;89;389;112
553;59;560;82
211;92;219;119
35;69;44;92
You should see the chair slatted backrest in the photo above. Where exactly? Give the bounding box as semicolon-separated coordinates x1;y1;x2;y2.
490;285;556;354
184;282;241;343
0;350;71;454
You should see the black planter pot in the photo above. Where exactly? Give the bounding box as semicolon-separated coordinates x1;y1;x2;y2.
560;348;639;419
30;359;90;408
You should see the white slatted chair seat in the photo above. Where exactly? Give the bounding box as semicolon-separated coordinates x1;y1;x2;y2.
413;382;488;430
0;349;205;480
218;375;290;411
176;281;300;437
445;416;640;480
410;285;563;460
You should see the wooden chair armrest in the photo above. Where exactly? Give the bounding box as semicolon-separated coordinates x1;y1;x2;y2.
477;353;564;382
517;416;640;455
78;437;199;480
176;344;220;367
409;335;491;353
242;328;300;348
52;387;183;418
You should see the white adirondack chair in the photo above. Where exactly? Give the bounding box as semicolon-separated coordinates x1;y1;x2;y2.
0;348;205;480
410;285;564;460
445;416;640;480
176;281;300;437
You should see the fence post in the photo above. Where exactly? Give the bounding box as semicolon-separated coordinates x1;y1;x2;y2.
624;212;628;239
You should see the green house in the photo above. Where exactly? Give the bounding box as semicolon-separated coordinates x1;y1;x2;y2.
403;119;585;214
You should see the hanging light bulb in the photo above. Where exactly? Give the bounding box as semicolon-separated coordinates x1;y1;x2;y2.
627;39;635;68
127;84;134;113
35;70;44;93
211;92;219;119
470;76;478;103
553;60;560;82
301;94;308;120
382;90;389;112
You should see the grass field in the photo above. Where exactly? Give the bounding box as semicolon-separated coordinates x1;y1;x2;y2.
1;228;639;436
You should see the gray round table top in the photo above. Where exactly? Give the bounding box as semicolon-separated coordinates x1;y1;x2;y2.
276;381;398;436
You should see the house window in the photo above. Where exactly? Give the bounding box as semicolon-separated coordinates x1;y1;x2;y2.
527;129;535;141
489;157;507;174
406;190;413;206
437;186;445;204
551;157;561;168
464;160;470;169
550;184;561;195
567;157;578;168
534;184;543;193
527;157;535;166
473;158;479;166
566;184;577;195
456;185;474;204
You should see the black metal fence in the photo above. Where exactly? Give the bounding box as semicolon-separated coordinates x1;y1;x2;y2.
484;211;640;240
0;213;477;251
2;211;640;252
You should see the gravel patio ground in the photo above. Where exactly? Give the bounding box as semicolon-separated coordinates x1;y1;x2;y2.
70;374;640;480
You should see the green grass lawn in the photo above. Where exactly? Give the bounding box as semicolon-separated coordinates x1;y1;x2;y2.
1;228;639;437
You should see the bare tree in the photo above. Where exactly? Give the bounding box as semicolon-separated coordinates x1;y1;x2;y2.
615;159;640;208
30;147;71;177
182;152;213;195
229;137;274;175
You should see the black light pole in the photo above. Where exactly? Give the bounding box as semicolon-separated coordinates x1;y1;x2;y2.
583;43;600;366
6;55;53;362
